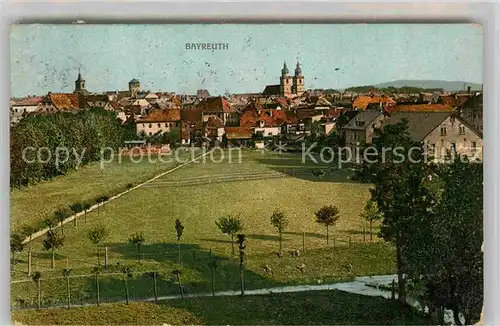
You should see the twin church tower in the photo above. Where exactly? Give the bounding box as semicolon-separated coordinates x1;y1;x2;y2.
264;61;305;98
280;61;305;98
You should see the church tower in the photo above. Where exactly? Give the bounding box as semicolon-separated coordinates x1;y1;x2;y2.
292;61;305;96
129;78;141;98
279;61;293;98
74;70;88;94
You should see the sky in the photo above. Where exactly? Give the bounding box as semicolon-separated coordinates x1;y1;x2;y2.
10;24;483;97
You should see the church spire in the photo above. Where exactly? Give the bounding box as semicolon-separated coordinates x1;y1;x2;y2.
281;61;289;76
295;61;302;76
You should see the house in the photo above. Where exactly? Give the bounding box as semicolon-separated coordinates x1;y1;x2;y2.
85;95;109;109
136;109;181;136
205;116;225;142
198;96;239;125
458;93;483;134
385;112;482;162
224;127;253;145
10;96;44;123
343;110;386;154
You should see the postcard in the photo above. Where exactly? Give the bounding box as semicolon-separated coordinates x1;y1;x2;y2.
9;23;483;325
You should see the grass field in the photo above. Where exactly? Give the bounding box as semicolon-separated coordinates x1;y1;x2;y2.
12;290;431;325
11;148;200;233
11;149;393;308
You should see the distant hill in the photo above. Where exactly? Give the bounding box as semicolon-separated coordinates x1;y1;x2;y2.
372;80;482;92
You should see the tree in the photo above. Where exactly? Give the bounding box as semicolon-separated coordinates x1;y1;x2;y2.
10;233;24;271
128;232;145;263
121;267;133;305
354;119;437;303
69;202;83;227
215;215;243;256
315;205;340;245
82;203;91;224
360;200;383;241
91;266;101;306
145;271;160;303
237;234;246;296
172;268;184;298
175;219;184;263
22;225;35;275
42;229;64;269
421;158;483;325
62;268;72;308
87;225;109;267
270;209;288;254
54;208;67;236
31;271;42;309
208;258;218;296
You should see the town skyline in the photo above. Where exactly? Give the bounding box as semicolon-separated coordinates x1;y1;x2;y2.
10;24;482;97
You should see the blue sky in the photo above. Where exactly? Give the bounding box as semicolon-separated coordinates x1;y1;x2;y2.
10;24;482;97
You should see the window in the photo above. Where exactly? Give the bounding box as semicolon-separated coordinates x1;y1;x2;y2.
430;144;436;154
459;125;466;135
450;142;456;154
175;122;179;127
148;123;152;128
440;127;447;136
157;123;161;128
471;142;477;151
149;132;152;136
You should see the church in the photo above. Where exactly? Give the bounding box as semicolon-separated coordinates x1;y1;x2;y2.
263;61;305;98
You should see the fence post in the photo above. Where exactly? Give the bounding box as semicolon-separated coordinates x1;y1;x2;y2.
391;280;396;300
104;246;108;269
333;237;336;250
209;249;212;258
302;232;305;252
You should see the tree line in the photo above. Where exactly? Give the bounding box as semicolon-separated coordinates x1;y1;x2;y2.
10;108;124;189
354;119;483;325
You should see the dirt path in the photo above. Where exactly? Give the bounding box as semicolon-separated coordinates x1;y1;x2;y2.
21;150;213;245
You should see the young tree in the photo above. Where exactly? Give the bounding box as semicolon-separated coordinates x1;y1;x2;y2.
315;205;340;245
10;233;24;271
87;225;109;267
22;225;35;275
360;200;383;241
31;271;42;309
175;219;184;263
146;271;160;303
69;202;83;227
54;208;67;236
237;234;246;296
172;268;184;298
128;232;145;263
91;266;101;306
270;209;288;255
215;215;243;256
62;268;72;308
42;229;64;269
208;258;218;296
121;267;133;305
82;203;91;224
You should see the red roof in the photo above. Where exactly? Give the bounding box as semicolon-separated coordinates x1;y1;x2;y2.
197;96;234;113
386;103;454;114
240;108;291;128
13;96;44;106
137;109;181;122
47;93;80;110
352;95;395;110
181;107;202;122
206;116;225;129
